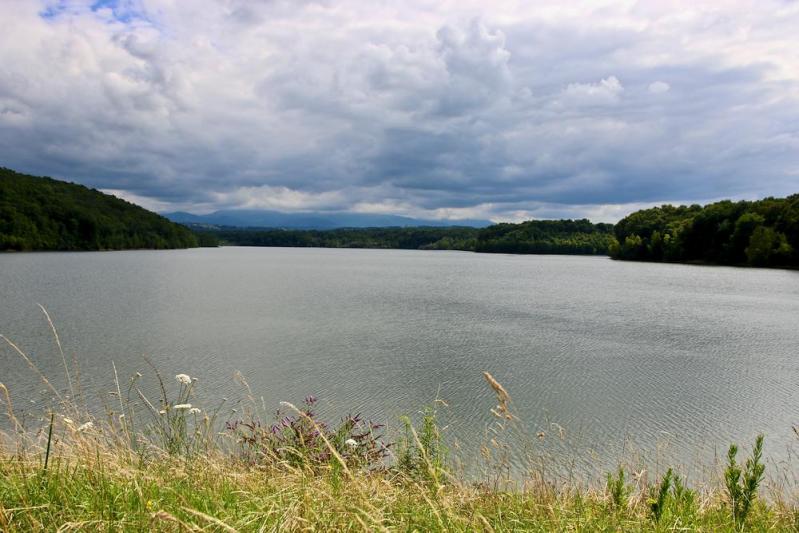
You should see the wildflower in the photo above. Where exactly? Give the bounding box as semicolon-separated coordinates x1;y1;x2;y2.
176;373;191;385
159;409;167;415
77;421;94;432
345;438;358;448
174;403;192;410
188;407;201;415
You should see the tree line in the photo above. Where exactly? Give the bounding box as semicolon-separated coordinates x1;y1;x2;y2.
204;196;799;269
472;219;614;254
203;219;615;255
610;196;799;268
3;166;797;268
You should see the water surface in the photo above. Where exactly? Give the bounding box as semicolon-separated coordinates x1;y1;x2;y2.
1;248;797;477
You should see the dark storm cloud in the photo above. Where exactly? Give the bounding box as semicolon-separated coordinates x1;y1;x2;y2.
0;0;797;221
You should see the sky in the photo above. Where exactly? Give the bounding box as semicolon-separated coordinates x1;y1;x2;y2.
0;0;798;223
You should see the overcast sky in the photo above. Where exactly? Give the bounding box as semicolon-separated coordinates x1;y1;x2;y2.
1;0;798;222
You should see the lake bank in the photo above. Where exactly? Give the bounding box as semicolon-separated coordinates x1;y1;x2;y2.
1;369;795;532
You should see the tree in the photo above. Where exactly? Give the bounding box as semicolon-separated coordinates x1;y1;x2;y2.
746;226;792;266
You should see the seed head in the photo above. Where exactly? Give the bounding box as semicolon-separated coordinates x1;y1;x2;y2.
482;371;513;420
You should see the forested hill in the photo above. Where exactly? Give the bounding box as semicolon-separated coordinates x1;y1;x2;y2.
610;196;799;268
0;167;198;251
473;219;614;254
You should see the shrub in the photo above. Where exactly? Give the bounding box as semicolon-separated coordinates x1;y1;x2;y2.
396;406;448;485
606;466;630;511
648;468;673;523
724;434;765;528
226;395;390;470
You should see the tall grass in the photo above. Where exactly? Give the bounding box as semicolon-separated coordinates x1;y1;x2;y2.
0;311;797;531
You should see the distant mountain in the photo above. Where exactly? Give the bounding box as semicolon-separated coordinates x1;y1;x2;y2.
0;167;199;251
163;209;491;229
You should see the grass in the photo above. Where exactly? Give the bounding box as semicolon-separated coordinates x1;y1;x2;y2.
1;319;798;531
0;439;794;531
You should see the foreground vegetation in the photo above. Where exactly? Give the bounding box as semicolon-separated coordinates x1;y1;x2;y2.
0;324;796;531
0;167;199;251
1;440;792;532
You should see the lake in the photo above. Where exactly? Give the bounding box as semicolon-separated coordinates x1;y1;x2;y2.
1;247;798;478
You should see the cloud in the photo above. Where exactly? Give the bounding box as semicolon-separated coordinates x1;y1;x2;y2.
648;81;670;94
0;0;797;222
563;76;624;106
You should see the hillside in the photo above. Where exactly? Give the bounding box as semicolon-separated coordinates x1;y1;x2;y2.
610;195;799;267
0;168;198;251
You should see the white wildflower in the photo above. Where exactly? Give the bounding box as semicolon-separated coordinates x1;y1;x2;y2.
345;438;358;448
188;407;201;415
174;403;192;410
159;409;167;415
77;422;94;432
176;374;191;385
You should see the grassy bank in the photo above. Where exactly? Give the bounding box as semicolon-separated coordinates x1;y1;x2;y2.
1;387;796;531
1;329;797;530
1;446;794;531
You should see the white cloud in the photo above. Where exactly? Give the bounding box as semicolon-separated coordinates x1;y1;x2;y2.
211;186;349;212
563;76;624;105
648;81;671;94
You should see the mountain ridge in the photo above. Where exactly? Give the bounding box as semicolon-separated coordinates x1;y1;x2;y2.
163;209;491;229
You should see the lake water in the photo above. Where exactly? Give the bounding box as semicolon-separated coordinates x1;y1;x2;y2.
1;248;798;478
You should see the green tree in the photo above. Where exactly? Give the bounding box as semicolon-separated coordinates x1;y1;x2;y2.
745;226;792;266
